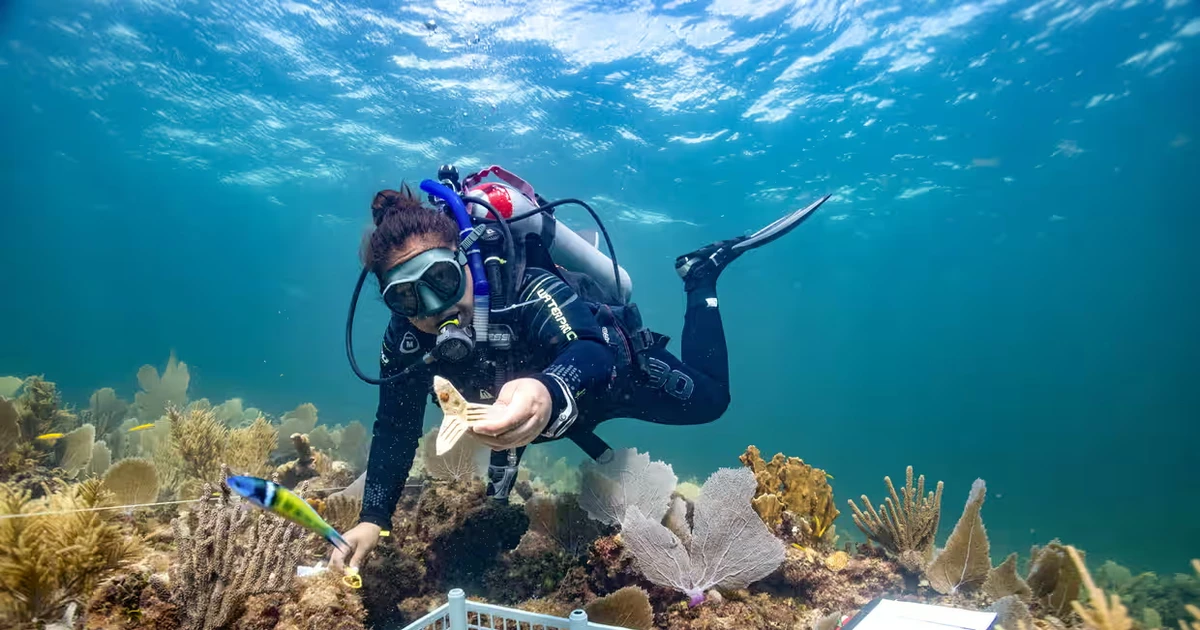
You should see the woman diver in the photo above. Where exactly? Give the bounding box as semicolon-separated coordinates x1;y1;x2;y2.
330;164;829;571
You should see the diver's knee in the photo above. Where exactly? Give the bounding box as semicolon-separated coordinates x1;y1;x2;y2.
693;388;730;423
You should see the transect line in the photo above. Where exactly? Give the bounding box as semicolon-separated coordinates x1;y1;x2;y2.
0;482;411;520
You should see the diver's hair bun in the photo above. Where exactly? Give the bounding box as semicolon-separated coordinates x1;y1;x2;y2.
370;183;423;227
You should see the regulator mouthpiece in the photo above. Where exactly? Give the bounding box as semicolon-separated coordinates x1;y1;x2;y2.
434;319;474;363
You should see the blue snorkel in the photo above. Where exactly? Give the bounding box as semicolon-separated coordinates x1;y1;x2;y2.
420;178;491;346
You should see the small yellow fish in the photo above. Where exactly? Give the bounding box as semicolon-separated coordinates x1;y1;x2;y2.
35;432;65;440
127;423;156;432
825;472;835;480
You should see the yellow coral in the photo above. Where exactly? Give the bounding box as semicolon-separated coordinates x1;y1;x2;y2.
168;406;228;486
0;479;140;625
739;445;839;544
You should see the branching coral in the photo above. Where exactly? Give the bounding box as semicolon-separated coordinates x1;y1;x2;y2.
739;445;839;547
275;572;367;630
170;477;304;630
18;376;77;436
847;465;944;573
0;478;140;627
1069;545;1133;630
226;416;278;478
165;406;229;497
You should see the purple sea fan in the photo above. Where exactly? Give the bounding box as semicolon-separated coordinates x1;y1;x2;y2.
620;467;786;606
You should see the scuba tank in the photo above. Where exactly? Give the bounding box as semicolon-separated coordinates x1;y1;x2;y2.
459;169;633;305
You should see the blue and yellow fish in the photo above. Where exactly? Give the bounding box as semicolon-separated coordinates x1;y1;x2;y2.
226;475;351;554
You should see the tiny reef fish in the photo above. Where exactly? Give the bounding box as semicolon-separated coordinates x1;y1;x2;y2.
35;432;65;440
127;423;156;432
226;475;351;554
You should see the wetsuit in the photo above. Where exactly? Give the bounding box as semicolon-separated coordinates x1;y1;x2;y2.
359;265;731;528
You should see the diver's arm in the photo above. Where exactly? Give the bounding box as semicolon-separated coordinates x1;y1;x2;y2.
359;319;428;529
517;268;615;438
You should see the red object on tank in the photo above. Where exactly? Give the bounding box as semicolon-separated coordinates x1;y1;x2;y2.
469;182;514;218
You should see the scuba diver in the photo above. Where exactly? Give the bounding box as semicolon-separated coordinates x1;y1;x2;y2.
330;164;829;570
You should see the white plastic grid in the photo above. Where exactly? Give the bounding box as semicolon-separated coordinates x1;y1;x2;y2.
400;588;634;630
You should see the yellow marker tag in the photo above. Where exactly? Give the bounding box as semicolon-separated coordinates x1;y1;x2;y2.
342;567;362;589
379;530;390;537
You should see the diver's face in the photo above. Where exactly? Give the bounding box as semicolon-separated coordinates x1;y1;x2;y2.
385;237;473;336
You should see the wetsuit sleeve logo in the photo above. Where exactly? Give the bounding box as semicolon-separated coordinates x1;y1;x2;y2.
536;287;579;342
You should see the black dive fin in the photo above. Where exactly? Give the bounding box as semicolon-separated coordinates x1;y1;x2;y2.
732;194;831;253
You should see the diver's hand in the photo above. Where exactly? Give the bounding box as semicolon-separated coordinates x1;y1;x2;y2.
330;522;382;572
471;377;552;450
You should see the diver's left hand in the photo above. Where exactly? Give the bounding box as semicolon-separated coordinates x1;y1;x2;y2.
470;378;552;450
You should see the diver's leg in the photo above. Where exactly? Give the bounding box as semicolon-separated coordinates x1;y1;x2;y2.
674;194;830;292
620;346;729;426
486;446;525;502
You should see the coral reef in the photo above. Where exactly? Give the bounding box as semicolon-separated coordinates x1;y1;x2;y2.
740;445;840;549
0;478;140;627
7;358;1200;630
847;464;944;574
170;478;304;630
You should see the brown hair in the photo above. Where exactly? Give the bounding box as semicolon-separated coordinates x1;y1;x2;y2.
361;183;459;278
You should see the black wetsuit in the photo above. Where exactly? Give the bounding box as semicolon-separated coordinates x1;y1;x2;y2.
360;266;730;528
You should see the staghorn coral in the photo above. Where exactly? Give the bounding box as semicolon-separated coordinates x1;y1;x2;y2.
101;458;159;506
421;427;489;483
133;353;190;422
170;476;304;630
926;478;991;595
584;586;655;630
226;415;278;478
0;478;141;627
739;445;840;548
847;464;944;573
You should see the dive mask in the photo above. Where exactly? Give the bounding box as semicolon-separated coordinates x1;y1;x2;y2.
380;248;467;318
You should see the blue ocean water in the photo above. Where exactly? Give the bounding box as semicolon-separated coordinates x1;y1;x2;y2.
0;0;1197;576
